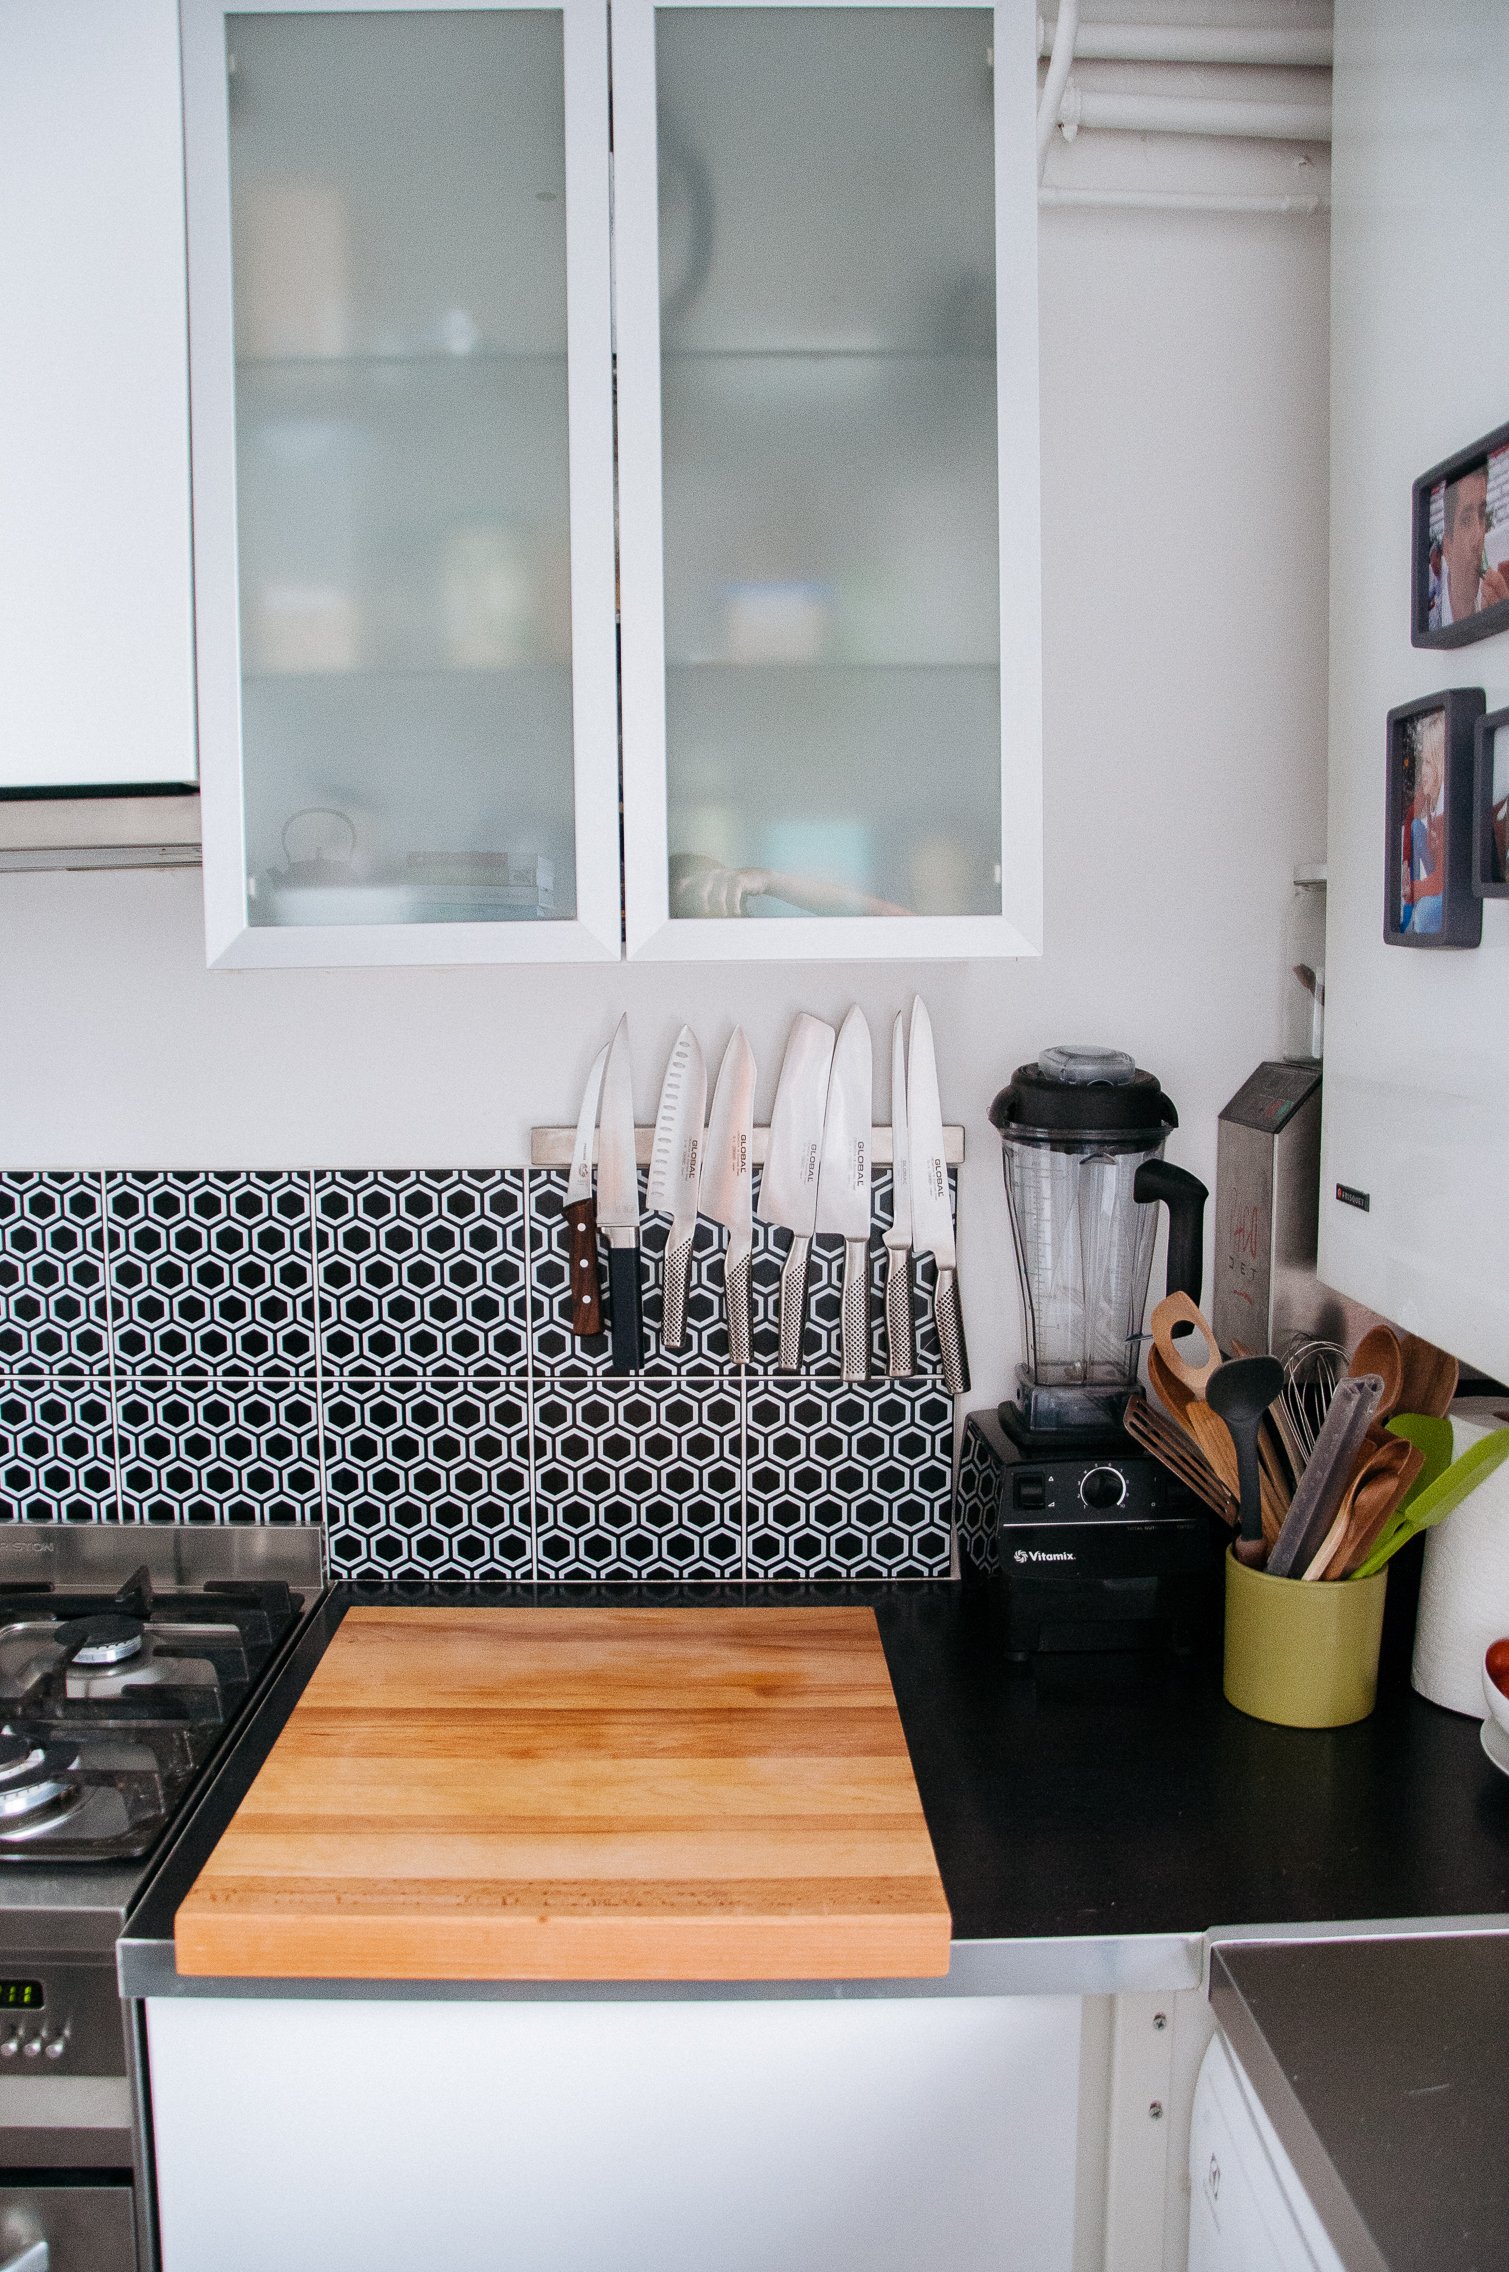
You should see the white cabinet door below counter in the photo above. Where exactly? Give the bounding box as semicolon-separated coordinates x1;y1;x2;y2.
146;1992;1080;2272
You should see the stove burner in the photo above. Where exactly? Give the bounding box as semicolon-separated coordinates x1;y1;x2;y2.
55;1615;145;1668
0;1743;79;1823
0;1735;41;1782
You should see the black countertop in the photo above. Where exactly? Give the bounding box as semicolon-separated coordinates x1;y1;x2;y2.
1211;1935;1509;2272
118;1565;1509;1997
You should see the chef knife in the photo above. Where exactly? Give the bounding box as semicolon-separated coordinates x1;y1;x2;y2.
816;1007;872;1382
563;1042;609;1341
884;1012;916;1378
757;1013;836;1373
700;1028;756;1366
908;997;969;1397
646;1025;706;1352
596;1015;644;1374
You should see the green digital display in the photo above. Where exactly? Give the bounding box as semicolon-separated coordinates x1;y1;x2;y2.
0;1982;43;2010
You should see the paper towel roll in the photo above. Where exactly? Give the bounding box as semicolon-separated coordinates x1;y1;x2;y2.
1411;1418;1509;1715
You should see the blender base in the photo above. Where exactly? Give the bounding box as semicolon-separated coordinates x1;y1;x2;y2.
957;1407;1222;1661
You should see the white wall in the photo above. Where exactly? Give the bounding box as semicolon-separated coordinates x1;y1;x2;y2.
1319;0;1509;1381
0;200;1330;1410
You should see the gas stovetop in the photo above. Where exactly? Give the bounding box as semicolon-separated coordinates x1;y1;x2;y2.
0;1562;306;1864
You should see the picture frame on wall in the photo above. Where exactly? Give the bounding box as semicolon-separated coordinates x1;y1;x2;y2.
1385;689;1484;948
1412;421;1509;648
1474;704;1509;899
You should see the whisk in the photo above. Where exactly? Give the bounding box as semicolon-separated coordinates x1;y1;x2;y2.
1274;1336;1347;1475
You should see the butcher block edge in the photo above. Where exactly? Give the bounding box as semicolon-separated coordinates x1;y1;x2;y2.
174;1605;953;1982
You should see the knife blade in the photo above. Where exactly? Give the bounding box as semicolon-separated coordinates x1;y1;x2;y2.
757;1013;835;1373
700;1028;756;1366
908;997;968;1396
816;1007;872;1381
596;1015;644;1374
884;1013;915;1378
563;1042;609;1342
647;1025;706;1352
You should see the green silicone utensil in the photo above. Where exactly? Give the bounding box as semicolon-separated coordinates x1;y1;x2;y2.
1350;1425;1509;1579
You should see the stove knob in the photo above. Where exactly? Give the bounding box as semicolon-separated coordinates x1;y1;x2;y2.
21;2035;41;2059
0;2034;17;2059
1080;1465;1128;1511
43;2034;65;2060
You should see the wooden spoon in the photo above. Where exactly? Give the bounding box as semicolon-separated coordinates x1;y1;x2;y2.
1302;1437;1418;1580
1349;1326;1404;1422
1331;1441;1425;1579
1149;1292;1222;1402
1397;1333;1460;1420
1147;1344;1196;1425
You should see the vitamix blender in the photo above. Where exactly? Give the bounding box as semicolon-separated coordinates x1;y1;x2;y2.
957;1047;1219;1657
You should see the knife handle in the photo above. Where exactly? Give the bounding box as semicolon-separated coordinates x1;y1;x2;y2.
777;1233;811;1374
841;1237;870;1382
661;1227;693;1353
884;1248;915;1378
607;1245;644;1374
564;1198;603;1339
724;1245;751;1369
934;1266;970;1397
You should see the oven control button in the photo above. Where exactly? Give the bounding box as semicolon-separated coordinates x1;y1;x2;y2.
43;2035;65;2060
0;2034;17;2059
21;2035;41;2058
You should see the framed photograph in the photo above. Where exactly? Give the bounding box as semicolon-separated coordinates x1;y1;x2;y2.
1474;704;1509;898
1384;690;1484;948
1412;421;1509;648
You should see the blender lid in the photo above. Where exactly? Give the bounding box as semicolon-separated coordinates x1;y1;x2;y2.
990;1047;1179;1137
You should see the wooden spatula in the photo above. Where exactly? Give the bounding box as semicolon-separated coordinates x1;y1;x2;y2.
1149;1292;1221;1402
1397;1334;1460;1420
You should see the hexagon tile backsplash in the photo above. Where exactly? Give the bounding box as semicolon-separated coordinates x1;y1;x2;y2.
0;1170;956;1583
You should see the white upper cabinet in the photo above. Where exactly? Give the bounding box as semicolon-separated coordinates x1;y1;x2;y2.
182;0;621;964
181;0;1040;964
614;0;1042;959
0;0;196;795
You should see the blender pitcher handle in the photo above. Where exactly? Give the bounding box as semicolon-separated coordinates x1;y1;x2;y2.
1132;1161;1208;1310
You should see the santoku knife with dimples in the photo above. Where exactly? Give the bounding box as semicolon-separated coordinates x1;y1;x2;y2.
596;1016;645;1374
884;1012;916;1377
757;1013;836;1373
699;1028;756;1366
646;1025;706;1352
815;1006;873;1382
563;1041;609;1342
908;996;969;1396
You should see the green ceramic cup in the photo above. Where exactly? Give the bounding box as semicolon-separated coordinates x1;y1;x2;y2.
1223;1549;1388;1728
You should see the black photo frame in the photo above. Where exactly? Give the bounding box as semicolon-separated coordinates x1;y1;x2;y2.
1412;420;1509;648
1384;689;1484;949
1474;704;1509;899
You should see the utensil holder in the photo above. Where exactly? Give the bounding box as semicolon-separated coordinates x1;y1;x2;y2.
1222;1550;1388;1727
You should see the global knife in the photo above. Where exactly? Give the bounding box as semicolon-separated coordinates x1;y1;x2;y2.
884;1013;916;1378
700;1028;756;1366
563;1042;609;1341
908;996;969;1397
815;1007;872;1382
596;1015;644;1374
757;1013;835;1373
646;1025;706;1352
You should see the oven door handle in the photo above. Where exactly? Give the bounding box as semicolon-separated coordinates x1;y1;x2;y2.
0;2240;48;2272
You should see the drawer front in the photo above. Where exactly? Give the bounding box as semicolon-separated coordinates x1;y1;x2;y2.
0;2183;136;2272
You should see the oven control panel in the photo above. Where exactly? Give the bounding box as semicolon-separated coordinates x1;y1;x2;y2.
0;1964;126;2077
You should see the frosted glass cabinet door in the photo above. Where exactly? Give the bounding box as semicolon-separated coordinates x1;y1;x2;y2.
182;0;619;965
614;0;1041;959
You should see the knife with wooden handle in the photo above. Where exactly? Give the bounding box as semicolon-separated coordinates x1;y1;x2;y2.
563;1042;608;1341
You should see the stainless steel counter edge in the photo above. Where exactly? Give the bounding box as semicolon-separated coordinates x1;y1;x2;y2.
117;1930;1205;2001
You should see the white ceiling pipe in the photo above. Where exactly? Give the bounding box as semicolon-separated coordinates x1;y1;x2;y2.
1038;20;1333;69
1056;83;1332;141
1040;185;1329;216
1036;0;1079;178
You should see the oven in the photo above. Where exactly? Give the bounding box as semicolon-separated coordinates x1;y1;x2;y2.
0;1957;141;2270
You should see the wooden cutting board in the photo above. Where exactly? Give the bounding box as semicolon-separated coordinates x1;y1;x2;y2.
174;1606;951;1981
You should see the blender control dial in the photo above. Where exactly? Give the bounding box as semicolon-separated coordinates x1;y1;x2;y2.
1079;1465;1128;1512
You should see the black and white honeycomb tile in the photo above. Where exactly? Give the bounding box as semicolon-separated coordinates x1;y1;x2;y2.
745;1381;953;1578
529;1170;732;1374
750;1168;955;1378
954;1415;1000;1576
0;1173;109;1374
106;1171;315;1374
0;1379;118;1523
315;1171;527;1375
115;1379;320;1524
324;1380;531;1580
533;1380;742;1578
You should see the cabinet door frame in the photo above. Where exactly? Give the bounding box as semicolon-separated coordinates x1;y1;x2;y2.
182;0;623;967
612;0;1043;962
